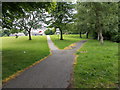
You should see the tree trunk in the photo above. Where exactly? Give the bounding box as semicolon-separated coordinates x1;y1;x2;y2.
99;30;104;44
28;30;32;40
94;4;104;44
79;31;82;38
86;32;89;38
60;29;63;40
97;32;100;40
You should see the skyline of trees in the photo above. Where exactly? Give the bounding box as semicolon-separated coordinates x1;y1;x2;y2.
1;2;119;43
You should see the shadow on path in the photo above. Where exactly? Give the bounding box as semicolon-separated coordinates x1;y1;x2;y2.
3;35;87;88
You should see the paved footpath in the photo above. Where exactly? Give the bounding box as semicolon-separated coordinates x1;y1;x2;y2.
3;35;86;88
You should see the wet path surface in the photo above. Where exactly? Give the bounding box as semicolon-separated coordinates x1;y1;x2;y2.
3;35;87;88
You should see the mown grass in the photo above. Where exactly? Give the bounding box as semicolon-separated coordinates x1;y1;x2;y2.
1;36;50;79
74;40;118;88
50;34;86;49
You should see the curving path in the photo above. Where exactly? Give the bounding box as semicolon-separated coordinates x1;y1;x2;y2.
3;35;87;88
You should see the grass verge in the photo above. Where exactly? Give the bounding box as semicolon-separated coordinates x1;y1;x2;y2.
74;40;118;88
1;36;50;80
50;34;86;49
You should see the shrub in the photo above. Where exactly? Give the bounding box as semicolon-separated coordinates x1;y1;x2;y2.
111;34;120;43
45;29;55;35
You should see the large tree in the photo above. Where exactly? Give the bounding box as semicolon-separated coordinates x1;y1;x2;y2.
76;2;118;44
50;2;75;40
2;2;56;40
17;9;46;40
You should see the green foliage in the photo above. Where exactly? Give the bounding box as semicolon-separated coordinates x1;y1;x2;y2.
45;28;55;35
1;36;50;79
10;29;21;34
65;23;79;34
52;28;56;34
45;29;52;35
50;2;75;40
2;2;56;40
111;34;120;43
75;2;118;43
2;29;11;36
2;2;118;42
1;29;23;37
23;31;28;36
74;40;118;88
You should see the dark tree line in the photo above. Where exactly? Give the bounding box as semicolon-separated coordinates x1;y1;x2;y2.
75;2;119;44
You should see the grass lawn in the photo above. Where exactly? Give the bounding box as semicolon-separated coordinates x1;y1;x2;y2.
50;34;86;49
74;40;118;88
1;36;50;79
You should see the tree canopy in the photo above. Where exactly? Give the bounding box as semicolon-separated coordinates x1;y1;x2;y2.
75;2;119;43
2;2;56;40
2;2;119;43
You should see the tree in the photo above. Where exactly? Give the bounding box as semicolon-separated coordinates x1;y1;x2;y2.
2;2;56;40
2;2;55;29
92;2;118;44
17;9;47;40
50;2;75;40
76;2;118;44
76;2;95;39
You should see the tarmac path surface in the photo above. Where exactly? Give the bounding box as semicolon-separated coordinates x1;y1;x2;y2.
3;35;87;88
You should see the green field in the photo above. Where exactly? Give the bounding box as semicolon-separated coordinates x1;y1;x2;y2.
74;40;118;88
50;34;86;49
1;36;50;79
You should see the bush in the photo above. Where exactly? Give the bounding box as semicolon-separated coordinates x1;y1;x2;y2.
45;29;55;35
111;34;120;43
52;28;56;34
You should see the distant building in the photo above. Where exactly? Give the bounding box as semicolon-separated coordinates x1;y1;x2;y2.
55;28;60;35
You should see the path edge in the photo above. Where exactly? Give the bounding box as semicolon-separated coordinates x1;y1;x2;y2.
50;36;89;50
67;40;88;88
